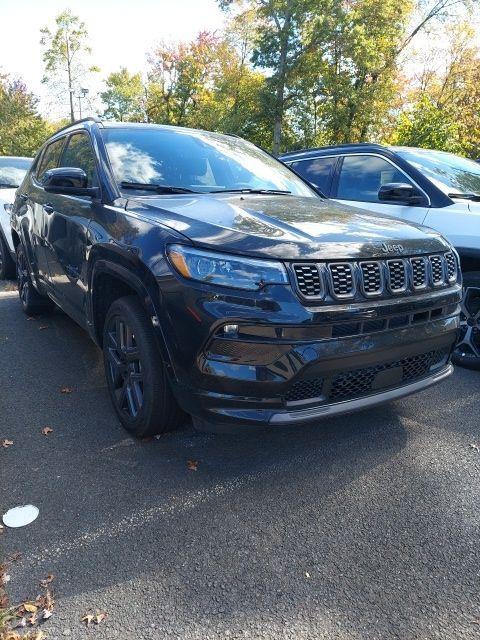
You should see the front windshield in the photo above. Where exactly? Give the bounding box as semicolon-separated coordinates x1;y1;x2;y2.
0;157;31;188
395;147;480;196
101;127;316;197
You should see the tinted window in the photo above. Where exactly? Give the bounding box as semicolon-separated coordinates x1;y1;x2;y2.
62;133;98;187
0;157;31;188
101;127;316;197
395;148;480;196
37;138;65;180
290;157;337;194
337;155;411;202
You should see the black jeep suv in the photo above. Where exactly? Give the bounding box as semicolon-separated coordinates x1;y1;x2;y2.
11;119;462;436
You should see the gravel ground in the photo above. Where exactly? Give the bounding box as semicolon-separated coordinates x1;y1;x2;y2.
1;280;479;639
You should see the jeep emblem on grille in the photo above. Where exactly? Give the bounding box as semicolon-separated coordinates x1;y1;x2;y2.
381;242;404;254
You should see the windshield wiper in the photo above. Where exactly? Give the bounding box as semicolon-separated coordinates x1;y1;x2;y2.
448;192;480;201
209;188;292;195
120;181;197;194
0;183;18;189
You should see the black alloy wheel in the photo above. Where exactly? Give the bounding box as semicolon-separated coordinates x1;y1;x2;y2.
452;272;480;371
105;315;144;419
103;296;184;437
16;243;54;315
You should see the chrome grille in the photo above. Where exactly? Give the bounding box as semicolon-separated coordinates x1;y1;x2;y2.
430;255;445;286
360;262;382;295
410;257;427;290
445;252;457;282
329;263;354;298
387;260;407;292
293;264;322;297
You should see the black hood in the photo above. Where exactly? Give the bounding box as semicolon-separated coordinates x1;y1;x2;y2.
126;193;450;260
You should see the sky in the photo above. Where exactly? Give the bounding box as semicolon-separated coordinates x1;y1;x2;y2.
0;0;226;118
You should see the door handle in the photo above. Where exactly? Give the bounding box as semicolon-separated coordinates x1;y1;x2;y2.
43;204;54;214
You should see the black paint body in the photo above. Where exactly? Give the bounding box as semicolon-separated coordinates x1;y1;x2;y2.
11;121;462;429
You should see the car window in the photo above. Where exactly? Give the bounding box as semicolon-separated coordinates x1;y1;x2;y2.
61;133;99;187
337;155;412;203
0;157;31;189
290;157;337;194
36;138;66;180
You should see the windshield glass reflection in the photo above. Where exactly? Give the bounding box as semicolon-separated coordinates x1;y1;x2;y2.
395;147;480;195
101;127;316;197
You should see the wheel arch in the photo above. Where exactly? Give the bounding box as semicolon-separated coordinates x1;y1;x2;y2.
87;248;177;380
456;247;480;275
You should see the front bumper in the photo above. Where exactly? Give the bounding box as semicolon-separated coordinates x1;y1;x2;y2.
269;363;453;424
160;280;461;429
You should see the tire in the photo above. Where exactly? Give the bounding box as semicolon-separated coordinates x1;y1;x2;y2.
103;295;184;437
16;243;55;315
452;271;480;371
0;235;15;280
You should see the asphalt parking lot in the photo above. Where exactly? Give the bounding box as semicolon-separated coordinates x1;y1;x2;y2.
1;280;479;640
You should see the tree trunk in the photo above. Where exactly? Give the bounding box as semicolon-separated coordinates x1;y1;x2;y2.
66;36;75;122
272;11;292;155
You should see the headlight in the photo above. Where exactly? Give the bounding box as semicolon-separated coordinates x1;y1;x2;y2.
167;244;288;291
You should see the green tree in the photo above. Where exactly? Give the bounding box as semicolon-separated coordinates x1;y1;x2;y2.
390;95;461;152
40;9;99;122
220;0;321;154
101;68;146;122
0;75;52;156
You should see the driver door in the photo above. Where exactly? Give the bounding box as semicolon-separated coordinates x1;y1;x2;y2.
333;154;430;225
42;132;99;325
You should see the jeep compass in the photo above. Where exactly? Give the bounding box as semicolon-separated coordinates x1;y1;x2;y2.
11;119;462;436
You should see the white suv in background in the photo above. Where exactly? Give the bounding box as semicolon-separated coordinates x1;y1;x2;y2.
281;144;480;369
0;156;32;279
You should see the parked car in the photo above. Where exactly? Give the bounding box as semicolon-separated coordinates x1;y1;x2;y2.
280;144;480;369
12;120;461;436
0;156;32;279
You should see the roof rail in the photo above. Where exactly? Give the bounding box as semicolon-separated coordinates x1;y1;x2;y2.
281;141;387;156
52;116;103;137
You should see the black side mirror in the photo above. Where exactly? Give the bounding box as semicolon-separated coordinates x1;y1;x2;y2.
378;182;424;205
42;167;99;198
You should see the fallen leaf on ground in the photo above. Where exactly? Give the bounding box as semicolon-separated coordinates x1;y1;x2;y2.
9;551;22;562
82;610;107;626
1;573;11;585
470;442;480;452
41;427;53;436
39;574;54;588
187;459;198;471
23;603;38;614
36;588;54;613
38;326;49;331
27;612;38;626
1;439;14;448
28;632;46;640
81;613;94;627
60;387;73;394
3;631;22;640
41;609;52;620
